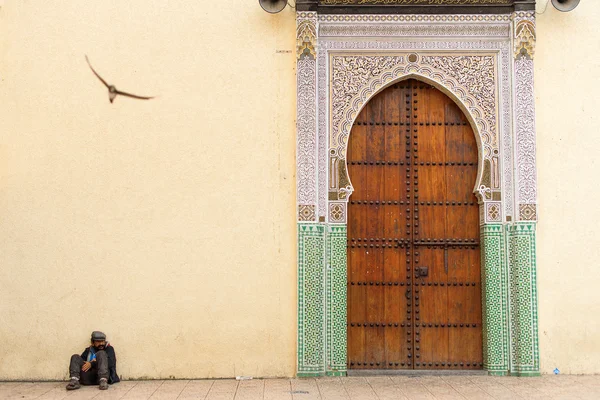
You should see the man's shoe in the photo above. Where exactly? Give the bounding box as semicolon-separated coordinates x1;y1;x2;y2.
99;378;108;390
66;378;80;390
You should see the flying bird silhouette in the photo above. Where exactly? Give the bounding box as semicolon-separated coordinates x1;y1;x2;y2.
85;55;154;103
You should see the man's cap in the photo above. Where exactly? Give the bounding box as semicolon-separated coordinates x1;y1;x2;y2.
91;331;106;341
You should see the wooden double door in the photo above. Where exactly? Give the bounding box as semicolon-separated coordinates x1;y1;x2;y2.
347;79;482;370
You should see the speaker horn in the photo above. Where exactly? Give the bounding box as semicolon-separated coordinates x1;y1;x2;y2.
259;0;287;14
551;0;580;12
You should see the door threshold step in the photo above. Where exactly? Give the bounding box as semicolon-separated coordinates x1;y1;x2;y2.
347;369;488;377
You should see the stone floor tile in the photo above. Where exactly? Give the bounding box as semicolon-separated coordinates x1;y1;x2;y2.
145;380;188;400
64;386;106;400
234;379;264;400
208;380;239;394
389;377;435;400
2;382;36;398
120;381;165;400
316;377;349;400
205;393;236;400
419;381;465;400
440;378;493;400
2;382;54;399
204;380;239;400
4;374;600;400
341;377;379;400
93;381;139;400
263;379;292;400
290;378;321;400
177;380;214;400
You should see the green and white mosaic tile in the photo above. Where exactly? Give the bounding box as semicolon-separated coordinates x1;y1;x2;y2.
298;221;539;377
297;224;325;376
480;224;510;374
507;222;540;376
326;225;347;375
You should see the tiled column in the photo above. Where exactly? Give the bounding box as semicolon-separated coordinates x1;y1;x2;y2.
507;223;539;376
297;224;325;376
480;224;510;375
510;11;540;376
326;225;347;376
297;11;324;377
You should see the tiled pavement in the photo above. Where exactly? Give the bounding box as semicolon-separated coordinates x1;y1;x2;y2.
1;375;599;400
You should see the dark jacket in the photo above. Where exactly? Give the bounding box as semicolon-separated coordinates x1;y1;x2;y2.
81;344;120;384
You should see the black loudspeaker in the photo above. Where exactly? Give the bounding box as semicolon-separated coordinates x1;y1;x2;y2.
551;0;580;12
259;0;287;14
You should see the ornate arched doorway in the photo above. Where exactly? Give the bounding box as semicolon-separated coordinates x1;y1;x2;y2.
296;5;540;377
346;79;482;370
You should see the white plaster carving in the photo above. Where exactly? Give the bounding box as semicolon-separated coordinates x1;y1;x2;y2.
515;57;537;206
297;12;318;221
500;40;513;218
300;14;522;223
486;201;503;223
513;12;537;221
318;14;511;22
330;53;498;195
318;49;328;219
420;55;498;150
317;38;510;204
319;24;509;37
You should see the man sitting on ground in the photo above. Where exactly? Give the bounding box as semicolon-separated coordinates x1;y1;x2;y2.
66;331;120;390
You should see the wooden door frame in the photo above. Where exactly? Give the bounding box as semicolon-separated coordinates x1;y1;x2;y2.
296;11;539;377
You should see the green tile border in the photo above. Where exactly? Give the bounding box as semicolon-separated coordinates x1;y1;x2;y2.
480;224;510;374
297;224;326;375
507;222;540;375
326;225;347;375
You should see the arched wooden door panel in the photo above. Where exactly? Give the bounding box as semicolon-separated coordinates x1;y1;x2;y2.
347;79;482;370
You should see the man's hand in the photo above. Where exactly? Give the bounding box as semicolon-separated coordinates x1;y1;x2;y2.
82;362;92;372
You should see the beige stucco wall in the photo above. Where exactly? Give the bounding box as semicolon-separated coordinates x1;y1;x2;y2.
0;1;298;379
1;0;600;380
536;1;600;375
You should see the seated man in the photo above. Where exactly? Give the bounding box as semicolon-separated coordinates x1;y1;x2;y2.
66;331;120;390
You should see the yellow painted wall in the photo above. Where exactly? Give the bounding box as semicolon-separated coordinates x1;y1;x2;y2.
1;0;600;380
536;1;600;374
0;1;298;379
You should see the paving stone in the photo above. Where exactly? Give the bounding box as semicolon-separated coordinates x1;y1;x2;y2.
10;374;600;400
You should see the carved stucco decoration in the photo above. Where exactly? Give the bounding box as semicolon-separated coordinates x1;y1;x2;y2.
329;53;499;201
514;19;535;59
318;14;510;22
297;12;318;222
513;11;537;221
320;24;510;37
297;19;318;60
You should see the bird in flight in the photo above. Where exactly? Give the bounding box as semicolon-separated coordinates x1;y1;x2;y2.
85;55;154;103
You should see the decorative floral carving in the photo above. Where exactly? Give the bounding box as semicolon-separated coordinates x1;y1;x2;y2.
514;19;535;60
486;202;502;223
299;205;317;221
330;53;498;167
319;14;510;22
320;24;509;37
297;20;317;60
329;202;346;223
316;37;511;202
515;57;537;207
500;40;513;218
297;12;318;221
421;55;497;151
331;55;405;152
519;204;537;221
